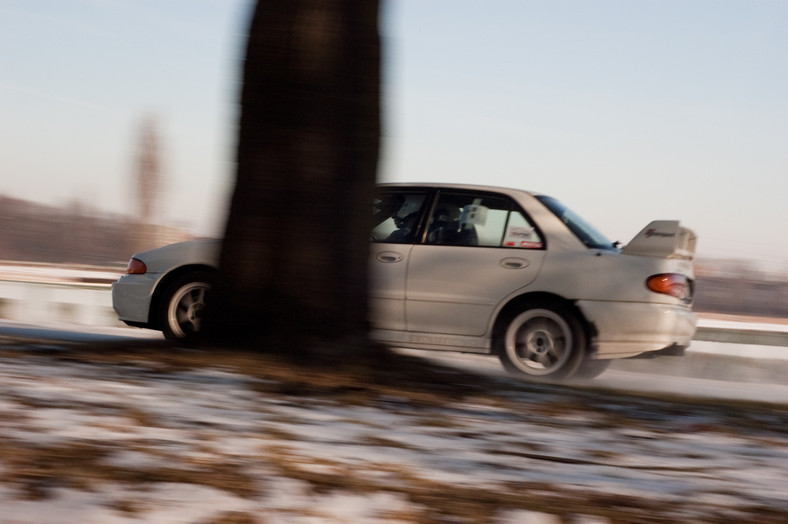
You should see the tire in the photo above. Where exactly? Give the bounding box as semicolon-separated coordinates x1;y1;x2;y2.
496;301;586;381
573;356;612;380
158;272;211;341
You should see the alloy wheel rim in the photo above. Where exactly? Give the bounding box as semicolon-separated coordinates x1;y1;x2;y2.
168;283;209;337
505;309;572;376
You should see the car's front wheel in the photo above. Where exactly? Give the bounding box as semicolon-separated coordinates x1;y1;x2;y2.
496;301;586;381
159;272;211;340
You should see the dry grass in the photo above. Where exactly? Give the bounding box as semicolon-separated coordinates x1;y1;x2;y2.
2;332;788;522
0;437;259;501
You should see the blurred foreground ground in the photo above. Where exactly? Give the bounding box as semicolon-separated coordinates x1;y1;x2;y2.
0;333;787;523
1;263;788;522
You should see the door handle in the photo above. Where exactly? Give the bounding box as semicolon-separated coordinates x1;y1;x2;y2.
376;251;404;263
500;257;529;269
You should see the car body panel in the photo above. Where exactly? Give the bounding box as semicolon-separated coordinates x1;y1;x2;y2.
111;272;161;323
403;244;545;336
369;243;412;331
576;299;696;358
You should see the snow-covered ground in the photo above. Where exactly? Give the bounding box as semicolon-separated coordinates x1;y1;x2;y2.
0;268;121;328
0;339;787;523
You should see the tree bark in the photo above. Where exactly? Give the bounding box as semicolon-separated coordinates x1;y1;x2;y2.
207;0;380;348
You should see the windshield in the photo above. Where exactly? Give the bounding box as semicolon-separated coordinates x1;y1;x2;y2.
535;196;615;250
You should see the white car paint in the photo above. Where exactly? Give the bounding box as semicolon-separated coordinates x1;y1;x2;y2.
112;183;697;380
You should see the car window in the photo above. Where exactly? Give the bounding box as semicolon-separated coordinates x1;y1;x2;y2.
502;210;544;249
371;190;429;243
426;192;543;249
535;195;614;250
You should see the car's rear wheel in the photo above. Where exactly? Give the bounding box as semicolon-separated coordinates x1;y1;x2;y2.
159;272;211;340
496;301;586;381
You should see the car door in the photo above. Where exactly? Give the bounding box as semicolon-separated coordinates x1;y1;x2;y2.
405;190;546;336
369;189;430;331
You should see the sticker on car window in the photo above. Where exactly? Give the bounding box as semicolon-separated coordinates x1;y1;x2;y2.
508;226;534;238
505;226;543;249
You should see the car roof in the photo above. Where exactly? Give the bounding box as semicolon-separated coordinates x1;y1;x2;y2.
376;182;544;198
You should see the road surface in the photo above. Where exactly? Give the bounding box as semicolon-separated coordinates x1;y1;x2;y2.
2;319;786;405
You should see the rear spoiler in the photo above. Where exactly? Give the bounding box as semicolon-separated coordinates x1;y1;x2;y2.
621;220;697;260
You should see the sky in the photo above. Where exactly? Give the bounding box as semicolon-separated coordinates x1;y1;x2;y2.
1;0;787;270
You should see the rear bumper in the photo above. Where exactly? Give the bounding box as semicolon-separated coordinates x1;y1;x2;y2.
577;300;697;359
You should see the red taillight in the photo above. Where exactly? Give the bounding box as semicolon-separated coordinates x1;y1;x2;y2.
127;258;147;275
646;273;691;301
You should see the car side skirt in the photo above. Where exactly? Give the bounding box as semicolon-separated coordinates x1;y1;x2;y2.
370;329;492;354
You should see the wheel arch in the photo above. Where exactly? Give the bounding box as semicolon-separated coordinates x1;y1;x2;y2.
492;291;597;353
148;264;217;330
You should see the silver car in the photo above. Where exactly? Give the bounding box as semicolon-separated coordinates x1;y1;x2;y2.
113;183;697;381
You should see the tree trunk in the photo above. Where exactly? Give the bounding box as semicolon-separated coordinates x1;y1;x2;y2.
207;0;380;348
